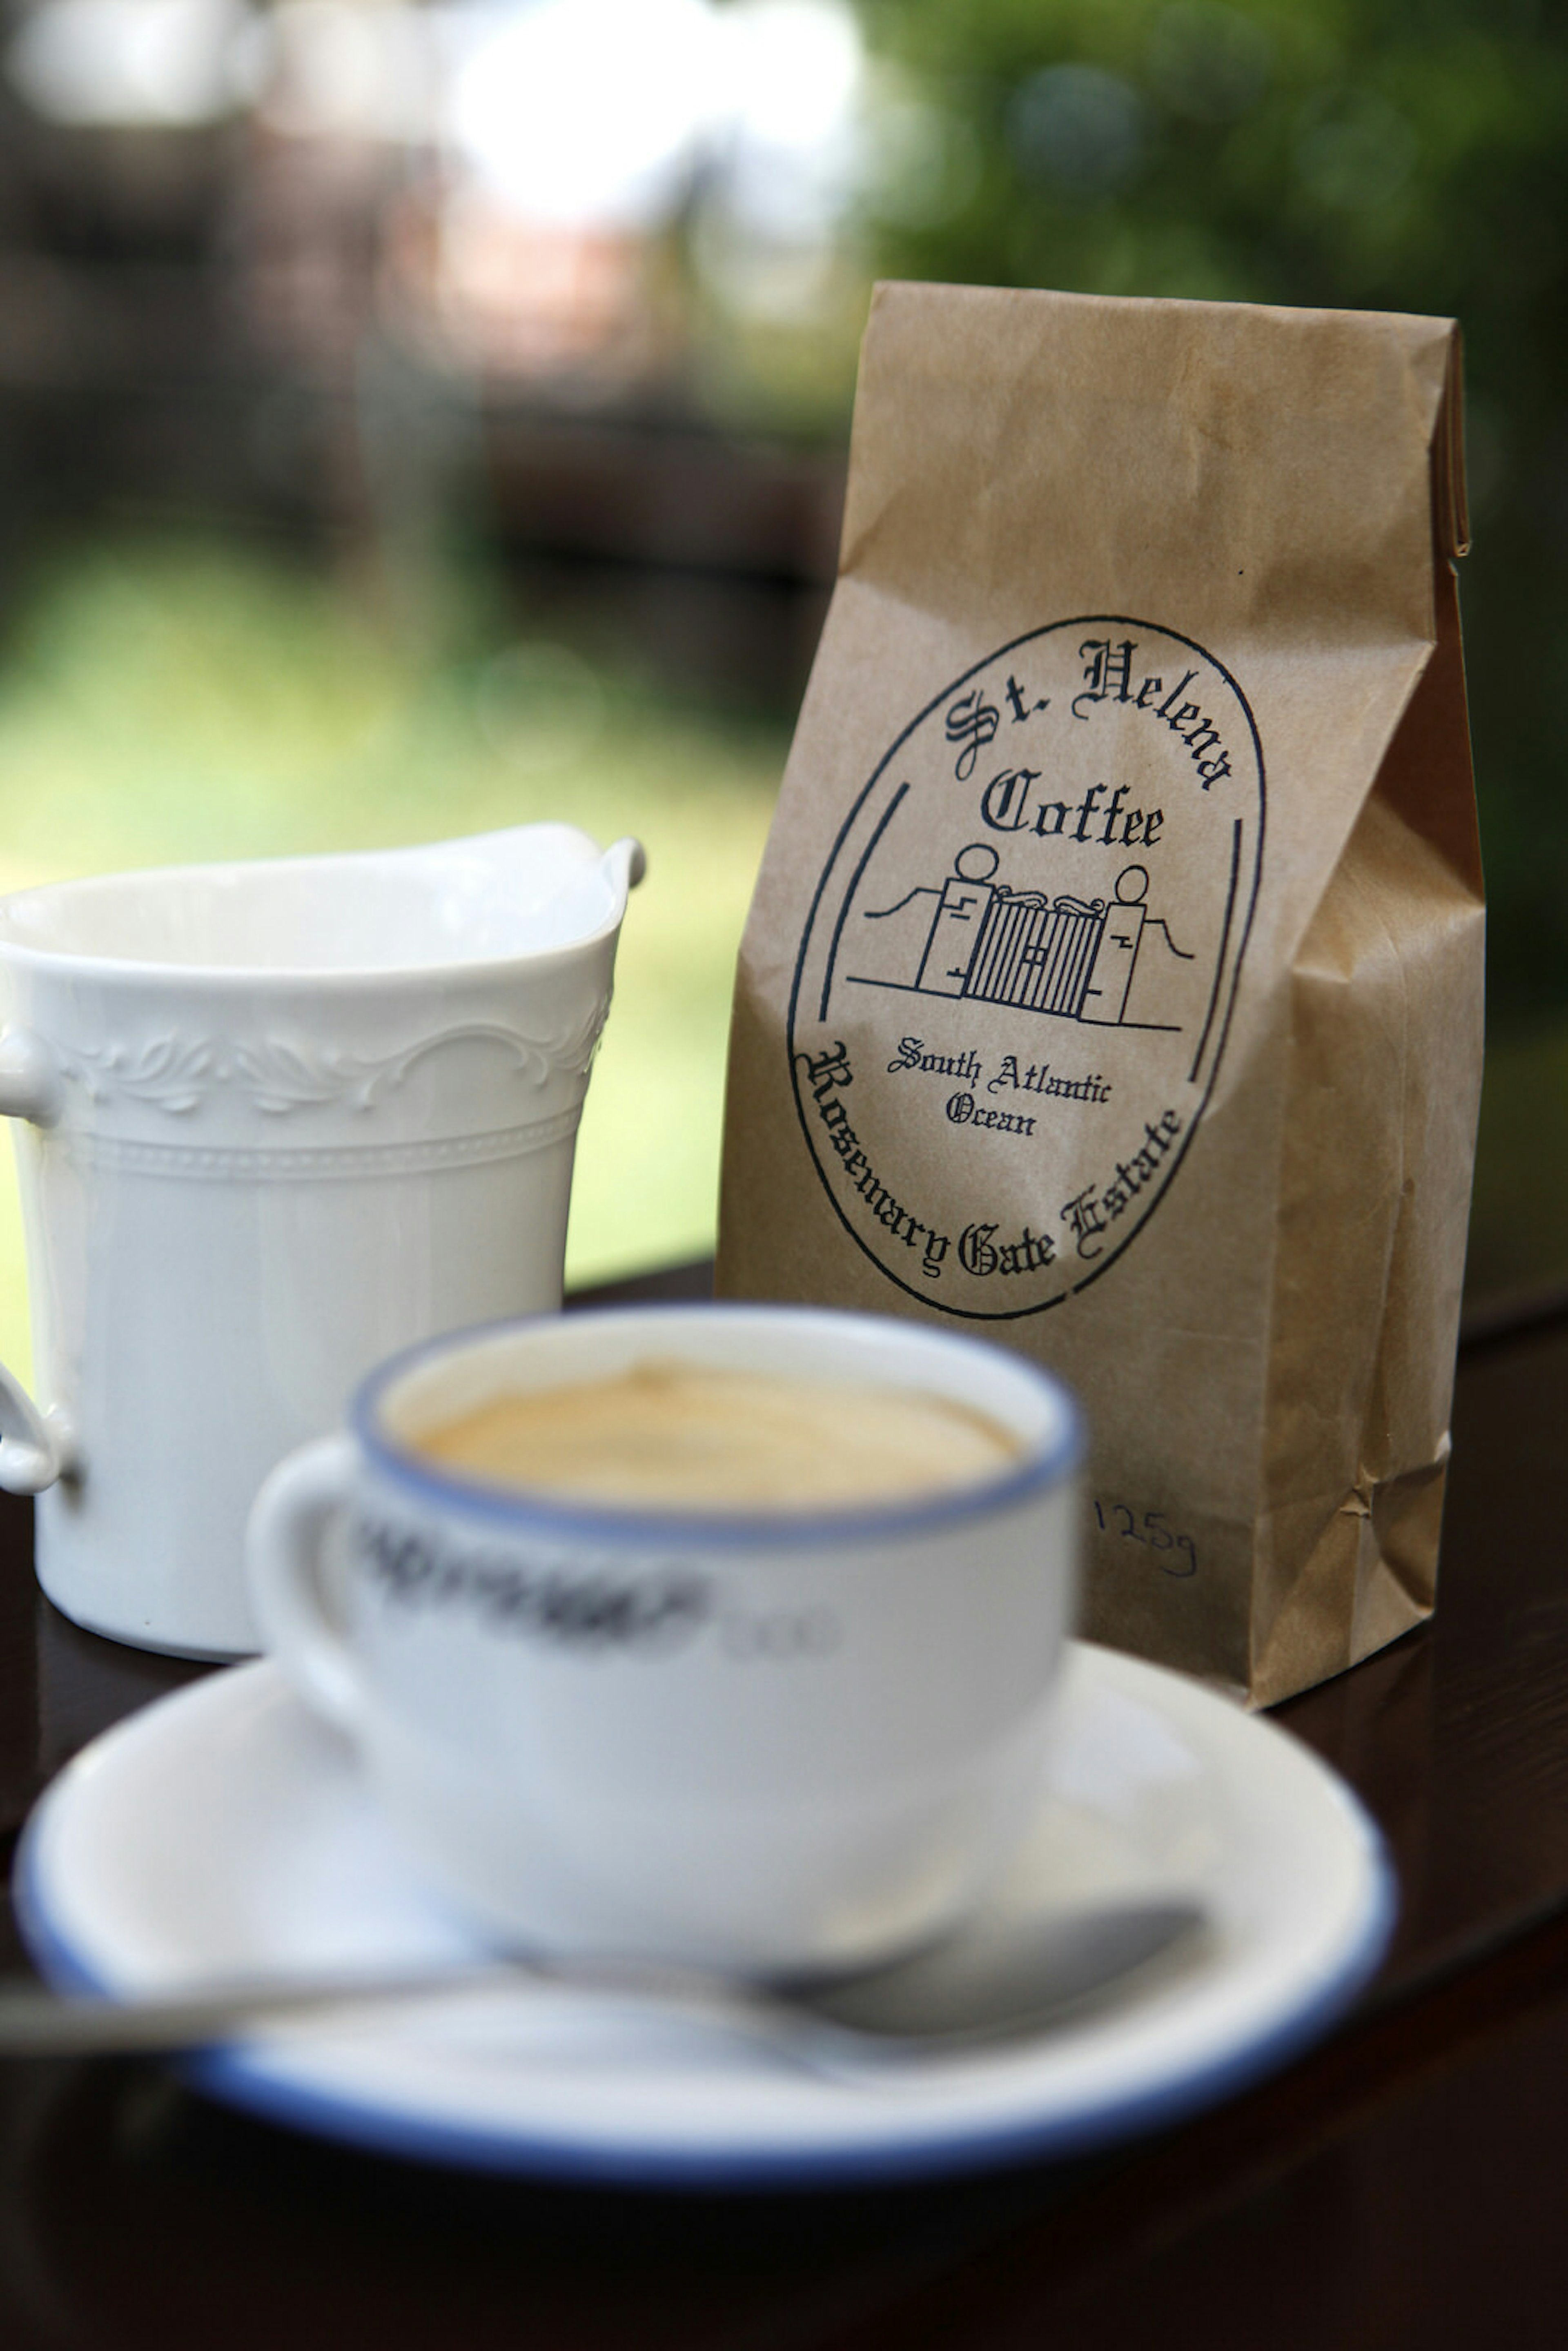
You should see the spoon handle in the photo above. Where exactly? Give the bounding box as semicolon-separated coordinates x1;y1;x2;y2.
0;1899;1205;2059
0;1954;752;2057
0;1965;506;2055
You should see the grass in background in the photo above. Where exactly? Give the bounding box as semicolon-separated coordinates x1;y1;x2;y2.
0;531;787;1382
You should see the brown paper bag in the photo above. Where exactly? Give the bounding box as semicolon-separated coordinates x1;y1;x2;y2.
717;284;1483;1707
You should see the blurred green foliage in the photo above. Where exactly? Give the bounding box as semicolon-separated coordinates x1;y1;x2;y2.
0;532;785;1375
849;0;1568;1029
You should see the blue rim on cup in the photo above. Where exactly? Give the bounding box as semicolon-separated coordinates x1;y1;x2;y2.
352;1301;1087;1551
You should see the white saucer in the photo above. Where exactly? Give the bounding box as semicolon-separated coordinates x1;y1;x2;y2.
14;1645;1393;2190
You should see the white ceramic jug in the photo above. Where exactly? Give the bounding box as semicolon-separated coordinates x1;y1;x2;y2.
0;824;643;1659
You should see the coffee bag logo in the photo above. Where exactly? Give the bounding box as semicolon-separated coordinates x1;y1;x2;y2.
787;619;1265;1318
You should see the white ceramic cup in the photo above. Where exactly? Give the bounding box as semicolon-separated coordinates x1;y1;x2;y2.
245;1304;1083;1975
0;825;643;1660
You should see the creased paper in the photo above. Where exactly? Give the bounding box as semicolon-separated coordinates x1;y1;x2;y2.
719;284;1483;1706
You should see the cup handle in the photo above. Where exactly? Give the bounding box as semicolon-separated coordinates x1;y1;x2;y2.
0;1028;72;1494
245;1436;367;1736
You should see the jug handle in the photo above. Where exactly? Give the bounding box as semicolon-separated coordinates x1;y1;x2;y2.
0;1031;62;1129
0;1030;74;1493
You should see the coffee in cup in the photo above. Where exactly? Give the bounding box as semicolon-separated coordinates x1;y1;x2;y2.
411;1359;1023;1512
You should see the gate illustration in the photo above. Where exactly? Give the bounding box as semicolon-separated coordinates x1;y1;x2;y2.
916;881;1109;1017
968;891;1107;1014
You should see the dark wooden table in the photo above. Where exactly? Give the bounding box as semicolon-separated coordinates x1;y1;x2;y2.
0;1262;1566;2349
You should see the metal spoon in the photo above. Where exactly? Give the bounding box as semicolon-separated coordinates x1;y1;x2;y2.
0;1899;1205;2062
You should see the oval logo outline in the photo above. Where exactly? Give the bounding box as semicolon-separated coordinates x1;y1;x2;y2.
786;615;1267;1320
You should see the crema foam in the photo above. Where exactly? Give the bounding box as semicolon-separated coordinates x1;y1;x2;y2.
411;1358;1022;1513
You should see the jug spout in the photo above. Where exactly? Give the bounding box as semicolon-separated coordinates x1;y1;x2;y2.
0;823;643;978
603;838;648;895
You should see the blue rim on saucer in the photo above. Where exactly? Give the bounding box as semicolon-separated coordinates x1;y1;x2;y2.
11;1648;1397;2192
